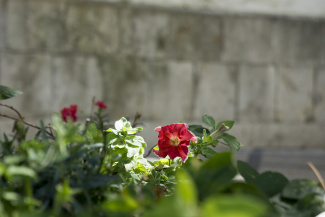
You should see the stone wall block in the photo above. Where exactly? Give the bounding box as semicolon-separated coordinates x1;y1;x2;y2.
117;8;135;55
238;65;275;122
168;14;222;61
221;17;273;64
51;55;103;114
232;123;325;148
6;0;28;50
27;0;66;52
0;0;5;51
275;66;313;122
193;63;236;121
314;69;325;122
132;10;169;58
66;3;119;54
147;61;194;122
99;56;150;119
1;54;52;117
271;20;325;65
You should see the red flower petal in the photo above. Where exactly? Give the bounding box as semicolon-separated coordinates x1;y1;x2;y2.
153;147;169;158
60;104;78;122
178;145;189;162
96;101;107;109
154;126;161;132
154;123;196;163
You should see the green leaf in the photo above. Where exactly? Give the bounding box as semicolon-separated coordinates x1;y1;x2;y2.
125;135;147;148
237;160;259;184
222;133;242;151
203;135;212;143
7;166;37;180
196;152;237;200
282;179;324;200
86;123;97;139
153;159;170;166
223;182;269;201
104;190;139;211
2;191;21;202
216;120;234;131
295;193;325;216
3;155;25;165
113;117;142;134
188;125;209;138
175;170;197;213
125;145;141;158
86;123;103;143
201;195;268;217
253;171;289;197
201;147;217;159
133;163;148;174
142;171;198;217
0;85;23;100
202;114;216;129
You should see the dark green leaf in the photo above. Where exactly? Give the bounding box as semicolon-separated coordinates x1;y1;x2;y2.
253;171;289;197
196;152;237;200
295;193;325;216
202;114;216;129
282;179;324;200
223;182;269;201
76;175;119;189
237;160;259;184
188;125;209;138
222;133;241;151
201;147;217;159
0;85;23;100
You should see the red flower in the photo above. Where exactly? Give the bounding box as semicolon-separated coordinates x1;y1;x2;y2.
96;101;107;109
153;123;197;163
60;104;77;122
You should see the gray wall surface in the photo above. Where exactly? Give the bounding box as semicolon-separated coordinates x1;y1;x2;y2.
0;0;325;148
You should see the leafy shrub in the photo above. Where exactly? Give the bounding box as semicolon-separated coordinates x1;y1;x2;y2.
0;85;324;217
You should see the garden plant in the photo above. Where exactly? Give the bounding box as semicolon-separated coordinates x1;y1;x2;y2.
0;85;325;217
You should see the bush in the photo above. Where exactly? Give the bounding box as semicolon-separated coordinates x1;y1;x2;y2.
0;85;324;217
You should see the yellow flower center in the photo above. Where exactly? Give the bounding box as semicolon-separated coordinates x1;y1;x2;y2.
170;137;180;146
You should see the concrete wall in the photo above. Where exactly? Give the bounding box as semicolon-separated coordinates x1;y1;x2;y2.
1;0;325;148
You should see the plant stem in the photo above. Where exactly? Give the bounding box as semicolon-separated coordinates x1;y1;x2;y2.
308;162;325;191
144;145;157;158
0;103;55;139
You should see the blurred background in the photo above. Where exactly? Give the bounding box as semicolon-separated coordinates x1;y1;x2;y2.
0;0;325;179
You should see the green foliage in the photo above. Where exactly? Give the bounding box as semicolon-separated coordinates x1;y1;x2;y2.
238;161;325;217
189;114;241;157
0;85;23;100
0;102;324;217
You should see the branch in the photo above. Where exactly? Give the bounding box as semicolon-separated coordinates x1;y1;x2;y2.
0;103;55;139
144;144;157;158
0;103;24;120
219;140;230;147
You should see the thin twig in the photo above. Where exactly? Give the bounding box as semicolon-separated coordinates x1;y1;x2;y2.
219;141;230;147
0;103;24;120
144;144;157;158
0;113;54;139
0;103;55;139
308;162;325;192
